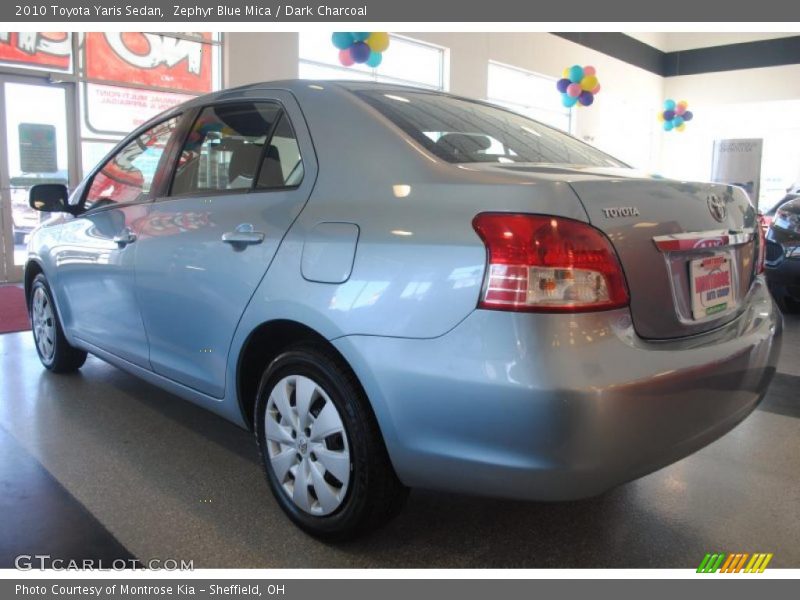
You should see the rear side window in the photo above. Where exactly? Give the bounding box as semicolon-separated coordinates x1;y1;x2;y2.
170;102;303;196
84;116;179;209
354;90;625;167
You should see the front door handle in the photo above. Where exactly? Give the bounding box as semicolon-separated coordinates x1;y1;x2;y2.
113;228;137;248
222;223;265;247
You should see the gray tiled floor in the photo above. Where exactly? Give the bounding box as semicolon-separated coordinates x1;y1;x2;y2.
1;314;798;568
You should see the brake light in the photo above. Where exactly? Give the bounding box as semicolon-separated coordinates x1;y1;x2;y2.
472;213;630;312
756;215;767;274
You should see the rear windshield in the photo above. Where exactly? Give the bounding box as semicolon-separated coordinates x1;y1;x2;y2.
354;89;625;167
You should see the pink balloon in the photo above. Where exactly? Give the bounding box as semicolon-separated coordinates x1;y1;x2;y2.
675;105;686;115
567;83;582;98
338;48;354;67
591;84;601;94
583;66;596;76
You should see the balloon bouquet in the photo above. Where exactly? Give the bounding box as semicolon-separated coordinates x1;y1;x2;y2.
556;65;601;108
332;32;390;68
659;99;694;132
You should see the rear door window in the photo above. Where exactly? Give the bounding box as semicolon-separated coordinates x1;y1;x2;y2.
170;102;284;196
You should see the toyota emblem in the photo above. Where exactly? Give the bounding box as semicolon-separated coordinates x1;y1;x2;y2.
707;195;726;222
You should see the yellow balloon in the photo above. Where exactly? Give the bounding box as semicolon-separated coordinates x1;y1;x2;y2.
580;75;598;91
367;32;390;53
562;67;570;79
657;112;665;122
676;123;686;132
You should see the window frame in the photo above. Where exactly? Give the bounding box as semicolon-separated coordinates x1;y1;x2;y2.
76;112;185;214
165;99;305;199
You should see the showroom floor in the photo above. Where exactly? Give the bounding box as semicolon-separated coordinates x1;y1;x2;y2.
1;315;799;569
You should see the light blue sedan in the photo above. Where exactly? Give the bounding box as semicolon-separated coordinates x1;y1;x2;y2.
25;81;781;538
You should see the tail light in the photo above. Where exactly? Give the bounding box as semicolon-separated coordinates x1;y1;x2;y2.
756;215;767;274
472;213;629;313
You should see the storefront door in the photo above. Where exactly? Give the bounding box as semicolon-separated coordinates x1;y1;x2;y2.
0;75;76;283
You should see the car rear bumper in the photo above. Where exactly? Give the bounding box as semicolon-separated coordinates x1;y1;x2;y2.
766;256;800;302
334;277;782;501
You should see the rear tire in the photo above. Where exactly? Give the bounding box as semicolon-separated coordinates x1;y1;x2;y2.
255;343;407;540
29;274;87;373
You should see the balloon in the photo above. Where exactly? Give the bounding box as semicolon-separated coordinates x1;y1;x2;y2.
580;75;598;91
664;99;676;111
663;121;674;132
366;32;390;52
673;116;684;127
677;100;688;111
591;84;601;94
366;51;383;68
583;66;596;76
332;32;354;50
663;110;675;121
676;123;686;132
675;105;686;115
657;112;665;122
562;94;578;108
562;67;570;79
338;48;354;66
350;41;371;63
556;78;571;93
568;65;584;83
566;83;582;98
683;111;693;121
352;32;370;41
578;91;594;106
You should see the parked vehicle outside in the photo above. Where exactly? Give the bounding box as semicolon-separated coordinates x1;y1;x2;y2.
765;196;800;312
25;81;782;538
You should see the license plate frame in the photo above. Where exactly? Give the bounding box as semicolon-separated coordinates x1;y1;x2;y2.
689;254;734;320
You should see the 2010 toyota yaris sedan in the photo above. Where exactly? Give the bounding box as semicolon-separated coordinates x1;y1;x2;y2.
25;81;781;539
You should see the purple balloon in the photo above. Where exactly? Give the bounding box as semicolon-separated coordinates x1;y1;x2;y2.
578;91;594;106
556;78;571;93
350;41;371;63
683;110;693;122
663;109;675;121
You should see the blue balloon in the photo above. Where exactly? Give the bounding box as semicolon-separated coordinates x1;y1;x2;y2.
562;94;578;108
663;109;675;121
578;91;594;106
568;65;584;83
366;51;383;68
673;116;684;127
331;32;354;50
352;32;370;41
663;121;674;132
556;78;571;93
683;110;694;122
664;99;676;111
350;41;371;63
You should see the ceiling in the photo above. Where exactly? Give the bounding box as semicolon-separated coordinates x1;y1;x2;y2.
625;32;798;52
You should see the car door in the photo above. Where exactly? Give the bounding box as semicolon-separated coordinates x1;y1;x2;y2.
50;115;183;368
134;92;316;398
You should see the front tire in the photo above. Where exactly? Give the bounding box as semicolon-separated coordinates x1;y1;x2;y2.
29;274;87;373
255;343;407;539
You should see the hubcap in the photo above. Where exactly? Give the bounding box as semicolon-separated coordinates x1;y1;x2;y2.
264;374;351;516
31;287;55;361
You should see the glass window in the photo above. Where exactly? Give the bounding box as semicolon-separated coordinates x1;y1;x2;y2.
257;114;304;189
299;33;446;91
171;103;282;195
83;116;179;209
487;62;571;133
354;89;625;167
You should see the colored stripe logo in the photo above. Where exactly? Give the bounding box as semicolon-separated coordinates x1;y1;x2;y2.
697;553;773;573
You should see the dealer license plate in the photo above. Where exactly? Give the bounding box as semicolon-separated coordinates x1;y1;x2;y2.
689;254;734;320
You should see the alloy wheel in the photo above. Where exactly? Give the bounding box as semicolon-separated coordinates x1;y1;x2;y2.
31;287;55;361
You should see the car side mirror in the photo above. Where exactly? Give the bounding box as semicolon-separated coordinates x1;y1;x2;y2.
29;183;70;213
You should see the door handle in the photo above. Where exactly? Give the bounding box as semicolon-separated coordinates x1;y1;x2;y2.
222;223;265;247
113;228;137;248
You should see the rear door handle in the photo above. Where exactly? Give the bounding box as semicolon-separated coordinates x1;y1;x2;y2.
222;223;265;247
113;228;137;248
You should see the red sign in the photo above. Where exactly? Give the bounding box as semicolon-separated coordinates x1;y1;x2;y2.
0;32;71;70
85;33;213;93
